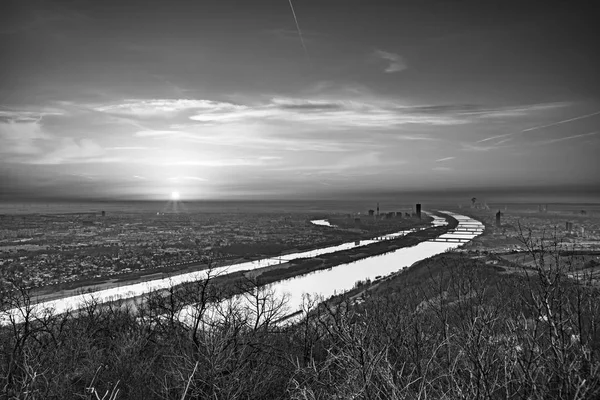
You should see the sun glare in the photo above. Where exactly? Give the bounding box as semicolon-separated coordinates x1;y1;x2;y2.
170;191;180;201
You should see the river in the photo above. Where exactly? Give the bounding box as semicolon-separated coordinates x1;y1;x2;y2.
1;211;482;325
179;211;483;324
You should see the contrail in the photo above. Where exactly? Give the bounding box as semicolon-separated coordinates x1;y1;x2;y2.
522;110;600;132
540;131;599;145
287;0;311;65
477;110;600;143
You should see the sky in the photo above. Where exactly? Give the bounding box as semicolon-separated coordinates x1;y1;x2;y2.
1;0;599;202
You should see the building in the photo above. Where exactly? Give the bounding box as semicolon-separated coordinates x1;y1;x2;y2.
368;209;375;216
377;203;380;217
415;204;422;220
495;210;501;228
101;211;106;217
566;221;573;232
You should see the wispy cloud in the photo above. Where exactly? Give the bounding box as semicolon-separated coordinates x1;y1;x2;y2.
522;111;600;133
374;50;407;73
169;176;208;182
435;156;455;162
135;130;182;137
107;146;153;151
94;99;244;117
539;131;599;145
29;138;110;165
101;97;577;161
395;134;440;141
399;102;570;120
477;110;600;143
94;97;567;133
0;118;50;157
163;157;279;167
188;97;468;127
258;156;283;161
461;143;512;152
0;109;64;122
270;151;404;176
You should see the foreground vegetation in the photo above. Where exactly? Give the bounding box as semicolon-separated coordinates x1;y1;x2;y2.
1;231;599;399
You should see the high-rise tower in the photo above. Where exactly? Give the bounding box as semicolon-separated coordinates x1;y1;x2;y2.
416;203;422;219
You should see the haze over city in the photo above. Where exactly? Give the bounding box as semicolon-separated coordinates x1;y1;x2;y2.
1;0;599;202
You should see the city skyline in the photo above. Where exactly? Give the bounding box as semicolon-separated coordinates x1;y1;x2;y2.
1;0;599;201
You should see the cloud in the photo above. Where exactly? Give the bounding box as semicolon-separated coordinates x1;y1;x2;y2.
270;151;404;176
374;50;407;73
461;143;512;152
94;99;244;117
135;130;182;137
432;166;452;171
169;176;208;182
107;146;153;150
96;97;540;132
163;157;279;167
435;157;455;162
134;126;362;153
271;98;344;111
395;135;439;141
0;109;64;123
0;118;50;158
258;156;283;161
185;97;468;127
521;111;600;133
402;102;570;119
477;109;600;143
30;138;108;165
539;131;599;145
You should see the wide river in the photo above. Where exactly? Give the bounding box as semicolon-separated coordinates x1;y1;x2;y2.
1;211;483;325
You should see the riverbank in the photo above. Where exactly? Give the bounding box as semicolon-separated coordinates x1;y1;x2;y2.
253;215;457;286
27;215;434;304
102;213;456;311
129;213;459;309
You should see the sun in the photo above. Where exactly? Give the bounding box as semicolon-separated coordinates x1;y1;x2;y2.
170;191;180;201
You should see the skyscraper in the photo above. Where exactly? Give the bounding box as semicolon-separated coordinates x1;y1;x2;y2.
376;203;380;217
495;210;501;227
416;204;422;219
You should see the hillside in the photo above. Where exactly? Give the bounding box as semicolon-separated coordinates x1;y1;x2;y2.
1;236;599;399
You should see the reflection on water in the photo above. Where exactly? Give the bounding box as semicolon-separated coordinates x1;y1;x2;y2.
255;212;480;318
310;219;336;227
2;212;482;325
180;212;483;325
